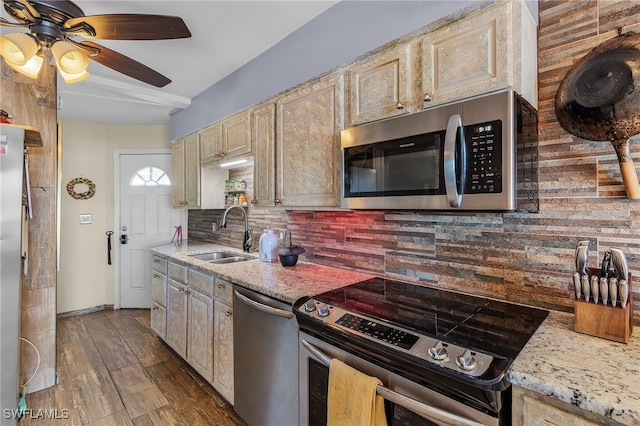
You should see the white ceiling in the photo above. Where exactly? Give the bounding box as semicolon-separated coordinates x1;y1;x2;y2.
3;1;338;125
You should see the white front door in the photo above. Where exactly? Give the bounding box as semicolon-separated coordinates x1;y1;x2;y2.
118;152;186;308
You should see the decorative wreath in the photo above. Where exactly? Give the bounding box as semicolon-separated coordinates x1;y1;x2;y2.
66;177;96;200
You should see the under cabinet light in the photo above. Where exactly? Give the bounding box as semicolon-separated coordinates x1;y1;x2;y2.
219;159;248;168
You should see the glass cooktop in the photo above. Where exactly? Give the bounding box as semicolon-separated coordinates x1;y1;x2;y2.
303;277;549;360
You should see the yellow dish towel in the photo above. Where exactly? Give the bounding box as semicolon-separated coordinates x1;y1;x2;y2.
327;359;388;426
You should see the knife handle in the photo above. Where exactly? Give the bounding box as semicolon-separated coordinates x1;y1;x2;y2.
590;275;599;303
573;272;581;300
609;277;618;307
619;279;629;308
599;277;608;305
582;275;591;302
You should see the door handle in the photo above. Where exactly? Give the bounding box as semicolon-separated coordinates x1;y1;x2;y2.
444;114;466;208
120;234;128;244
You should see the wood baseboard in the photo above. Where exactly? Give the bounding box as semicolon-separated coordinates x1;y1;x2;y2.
57;304;115;318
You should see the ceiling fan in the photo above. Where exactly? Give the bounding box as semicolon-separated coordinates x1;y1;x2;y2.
0;0;191;86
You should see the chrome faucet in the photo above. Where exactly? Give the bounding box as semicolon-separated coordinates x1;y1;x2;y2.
221;205;252;252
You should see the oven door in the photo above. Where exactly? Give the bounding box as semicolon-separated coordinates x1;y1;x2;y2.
298;332;499;426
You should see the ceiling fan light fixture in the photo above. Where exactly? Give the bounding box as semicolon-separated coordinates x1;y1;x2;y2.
5;53;43;78
0;32;38;66
59;68;90;84
52;41;88;74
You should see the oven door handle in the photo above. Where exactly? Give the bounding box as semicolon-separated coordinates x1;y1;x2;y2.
444;113;465;208
301;339;484;426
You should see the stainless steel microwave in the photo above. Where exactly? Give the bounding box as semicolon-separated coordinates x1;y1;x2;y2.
341;90;539;211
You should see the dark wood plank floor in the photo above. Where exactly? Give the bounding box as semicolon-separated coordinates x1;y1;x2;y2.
21;309;246;425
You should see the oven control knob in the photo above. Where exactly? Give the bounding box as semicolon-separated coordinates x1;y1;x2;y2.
317;304;330;317
427;340;448;361
303;299;316;312
455;349;477;371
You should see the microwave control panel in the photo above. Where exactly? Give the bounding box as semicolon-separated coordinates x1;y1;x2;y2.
465;120;502;194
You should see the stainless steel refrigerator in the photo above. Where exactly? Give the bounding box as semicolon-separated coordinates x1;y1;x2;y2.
0;124;26;426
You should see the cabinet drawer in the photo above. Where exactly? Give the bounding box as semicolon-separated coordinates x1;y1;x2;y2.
151;271;167;305
150;302;166;339
215;278;234;305
188;269;214;297
168;262;188;283
152;255;168;274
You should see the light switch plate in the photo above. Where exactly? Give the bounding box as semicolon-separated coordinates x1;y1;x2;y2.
80;214;92;224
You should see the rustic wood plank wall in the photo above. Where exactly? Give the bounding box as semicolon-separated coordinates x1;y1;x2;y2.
190;1;640;324
1;56;58;391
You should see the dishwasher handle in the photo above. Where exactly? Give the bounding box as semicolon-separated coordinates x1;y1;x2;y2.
234;290;294;319
301;339;484;426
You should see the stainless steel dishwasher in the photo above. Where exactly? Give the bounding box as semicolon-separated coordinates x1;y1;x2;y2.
233;286;299;426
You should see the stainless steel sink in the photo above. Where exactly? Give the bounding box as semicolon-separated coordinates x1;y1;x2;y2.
188;252;251;264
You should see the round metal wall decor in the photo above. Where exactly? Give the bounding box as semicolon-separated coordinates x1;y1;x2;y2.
66;177;96;200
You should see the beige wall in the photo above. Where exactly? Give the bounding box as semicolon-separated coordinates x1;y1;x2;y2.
57;120;171;314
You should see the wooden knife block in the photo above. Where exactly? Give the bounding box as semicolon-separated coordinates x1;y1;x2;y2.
574;268;633;343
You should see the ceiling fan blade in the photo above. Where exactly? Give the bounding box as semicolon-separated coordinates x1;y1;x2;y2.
0;17;29;28
66;14;191;40
3;0;40;22
81;41;171;88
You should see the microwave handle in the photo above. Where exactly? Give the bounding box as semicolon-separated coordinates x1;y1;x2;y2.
444;114;464;208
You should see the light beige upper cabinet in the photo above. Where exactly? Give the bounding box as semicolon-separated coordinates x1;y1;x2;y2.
172;133;201;208
251;102;276;207
201;111;251;166
347;43;417;126
421;0;537;109
222;110;251;159
200;123;223;164
276;73;344;207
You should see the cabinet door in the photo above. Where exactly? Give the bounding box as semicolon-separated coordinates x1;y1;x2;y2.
222;111;251;159
151;271;167;306
150;301;166;339
276;73;344;207
200;123;223;164
213;300;234;403
512;386;604;426
184;133;201;208
252;102;276;207
172;138;186;207
187;288;214;383
420;1;525;107
165;280;187;357
347;43;415;126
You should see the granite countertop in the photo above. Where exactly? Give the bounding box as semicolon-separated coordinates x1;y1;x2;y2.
153;241;639;423
150;240;374;304
508;311;640;425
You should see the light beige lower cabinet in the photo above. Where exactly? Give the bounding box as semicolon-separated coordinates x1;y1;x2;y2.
213;278;234;403
512;385;617;426
150;255;168;338
151;258;234;402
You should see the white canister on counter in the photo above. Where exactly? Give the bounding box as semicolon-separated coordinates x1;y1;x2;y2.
258;229;279;262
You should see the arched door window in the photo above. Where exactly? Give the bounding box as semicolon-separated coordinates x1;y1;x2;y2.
129;166;171;186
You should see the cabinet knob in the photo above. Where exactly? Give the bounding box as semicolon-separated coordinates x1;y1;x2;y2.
275;199;281;205
218;283;224;289
423;93;432;103
250;199;256;204
179;288;184;293
225;311;231;317
396;102;405;110
153;274;158;278
152;306;158;311
153;259;159;263
185;290;191;295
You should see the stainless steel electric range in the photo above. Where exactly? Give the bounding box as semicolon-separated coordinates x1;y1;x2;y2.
294;277;548;426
